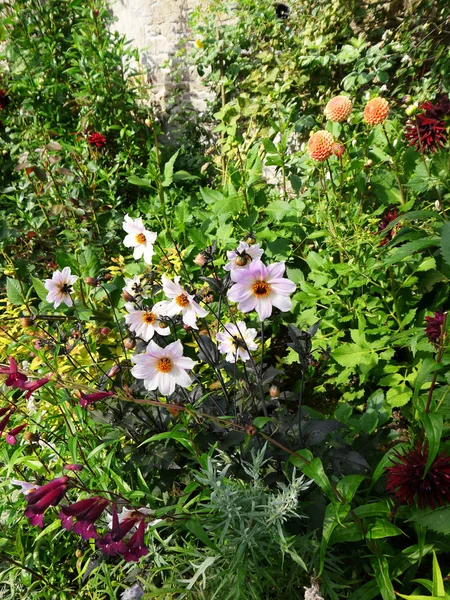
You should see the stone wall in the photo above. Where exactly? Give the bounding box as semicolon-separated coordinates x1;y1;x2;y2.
109;0;209;112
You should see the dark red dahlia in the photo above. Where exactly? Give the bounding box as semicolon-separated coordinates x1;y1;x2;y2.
405;95;450;152
425;310;446;345
0;89;10;111
386;444;450;509
87;132;106;148
378;207;398;246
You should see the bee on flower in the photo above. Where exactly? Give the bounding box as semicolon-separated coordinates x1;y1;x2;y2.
224;241;264;271
216;321;258;363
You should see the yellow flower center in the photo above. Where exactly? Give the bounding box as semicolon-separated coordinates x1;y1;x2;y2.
135;233;147;245
142;312;156;324
156;357;172;373
175;293;189;307
252;281;270;297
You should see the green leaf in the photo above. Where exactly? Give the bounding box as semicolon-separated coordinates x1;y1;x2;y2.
162;150;180;187
332;344;374;367
7;277;25;305
432;551;445;597
366;518;403;539
372;556;396;600
264;200;294;221
386;385;412;408
319;502;351;575
290;450;335;502
31;275;49;302
128;175;153;188
186;518;217;550
383;239;440;266
421;412;443;476
336;475;365;503
440;222;450;268
369;444;408;491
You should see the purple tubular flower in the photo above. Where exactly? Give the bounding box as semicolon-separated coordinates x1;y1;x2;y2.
122;518;149;562
97;505;138;556
5;423;27;445
25;476;70;528
21;377;50;398
79;390;114;408
2;358;28;388
59;496;109;540
0;410;14;434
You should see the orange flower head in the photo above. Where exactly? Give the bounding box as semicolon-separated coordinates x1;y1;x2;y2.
324;96;353;122
364;97;390;126
333;142;345;157
307;130;334;161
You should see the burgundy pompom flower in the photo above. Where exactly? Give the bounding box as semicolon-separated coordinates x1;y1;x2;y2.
386;444;450;509
87;132;106;148
405;96;450;152
378;207;398;246
425;310;446;345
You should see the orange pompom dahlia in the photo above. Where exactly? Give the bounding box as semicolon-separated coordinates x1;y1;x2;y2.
307;131;334;161
324;96;353;122
364;97;390;126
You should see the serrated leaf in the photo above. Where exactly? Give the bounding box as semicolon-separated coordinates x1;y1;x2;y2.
6;278;25;305
408;505;450;535
332;344;374;367
162;150;180;187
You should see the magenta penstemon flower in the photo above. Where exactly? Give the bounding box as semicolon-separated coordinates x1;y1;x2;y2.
5;423;27;445
25;476;70;528
157;275;208;329
224;241;264;271
131;339;197;396
122;215;157;265
59;496;109;540
79;390;114;408
227;259;296;321
44;267;78;308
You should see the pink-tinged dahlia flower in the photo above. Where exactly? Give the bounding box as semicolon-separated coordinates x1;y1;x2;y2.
425;310;446;345
124;302;170;341
79;390;114;408
59;496;109;540
386;444;450;509
324;96;353;122
87;132;106;148
227;260;296;321
122;215;157;265
224;241;264;271
44;267;78;308
25;476;70;528
157;275;208;330
131;339;197;396
123;276;148;299
216;321;258;363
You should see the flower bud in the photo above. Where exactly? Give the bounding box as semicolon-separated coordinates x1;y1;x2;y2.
144;118;152;127
246;424;257;436
20;317;34;328
75;549;83;558
107;364;120;378
100;327;110;337
26;231;36;240
401;95;412;105
103;273;112;281
84;277;98;287
269;384;280;399
124;338;136;350
405;103;418;116
364;159;373;169
122;290;134;302
193;253;207;267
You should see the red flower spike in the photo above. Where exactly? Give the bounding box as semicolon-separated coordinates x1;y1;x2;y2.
425;310;445;345
79;390;114;408
87;132;106;148
122;518;149;562
386;444;450;509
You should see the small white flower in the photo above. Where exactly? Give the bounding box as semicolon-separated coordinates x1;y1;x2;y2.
227;260;296;321
27;395;38;415
122;214;157;265
401;54;411;64
44;267;78;308
380;84;388;92
216;321;258;363
157;275;208;330
123;276;148;299
125;302;170;341
435;200;443;212
131;339;197;396
225;241;264;271
11;479;39;495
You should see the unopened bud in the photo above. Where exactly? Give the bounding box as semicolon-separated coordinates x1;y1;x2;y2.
84;277;98;287
246;424;257;436
364;159;373;169
75;549;83;558
122;291;134;302
103;273;112;281
107;364;120;378
145;118;152;127
26;231;36;240
24;431;39;442
20;317;34;327
100;327;110;337
401;95;412;105
193;252;207;267
269;384;280;399
333;143;345;158
405;103;418;117
124;338;136;350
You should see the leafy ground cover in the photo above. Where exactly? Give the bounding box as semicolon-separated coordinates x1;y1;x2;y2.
1;0;450;598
